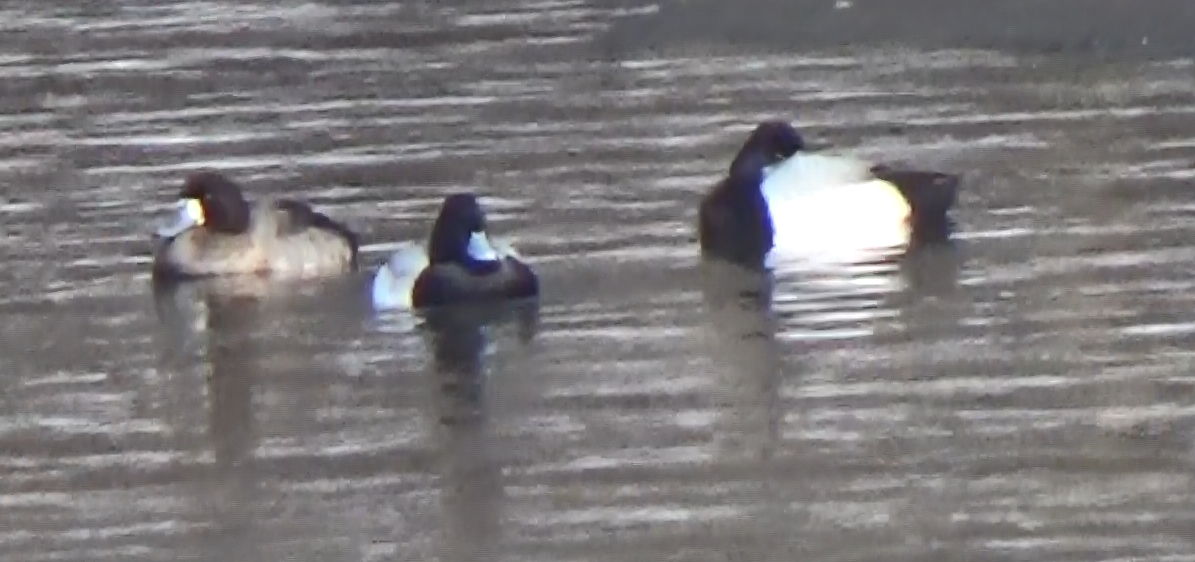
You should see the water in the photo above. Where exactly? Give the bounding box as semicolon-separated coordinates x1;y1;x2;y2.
3;1;1195;561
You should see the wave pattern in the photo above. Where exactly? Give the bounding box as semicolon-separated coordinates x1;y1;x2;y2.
1;1;1195;561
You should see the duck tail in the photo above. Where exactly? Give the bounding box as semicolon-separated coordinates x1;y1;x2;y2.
871;166;960;245
371;243;429;311
307;212;361;266
275;199;362;267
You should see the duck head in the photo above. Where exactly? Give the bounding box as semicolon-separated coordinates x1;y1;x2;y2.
155;171;252;238
728;120;806;182
427;193;502;275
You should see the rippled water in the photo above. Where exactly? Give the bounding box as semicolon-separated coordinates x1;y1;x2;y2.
4;1;1195;561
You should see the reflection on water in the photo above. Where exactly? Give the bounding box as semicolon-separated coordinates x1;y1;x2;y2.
424;303;538;562
699;260;783;464
3;0;1195;561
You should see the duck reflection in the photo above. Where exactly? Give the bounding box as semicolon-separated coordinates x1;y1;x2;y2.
697;242;965;457
153;278;270;471
153;273;377;560
153;272;374;465
900;241;964;298
152;278;270;559
885;242;968;339
202;295;263;471
696;244;964;553
421;300;539;562
699;260;784;462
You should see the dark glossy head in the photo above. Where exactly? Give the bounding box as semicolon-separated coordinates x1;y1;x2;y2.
178;171;253;234
427;193;501;274
728;120;805;180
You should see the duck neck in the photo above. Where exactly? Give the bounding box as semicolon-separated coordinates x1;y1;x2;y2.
720;149;776;263
458;254;502;275
728;149;773;192
429;231;502;275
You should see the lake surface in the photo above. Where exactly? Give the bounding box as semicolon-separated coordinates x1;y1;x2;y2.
3;1;1195;561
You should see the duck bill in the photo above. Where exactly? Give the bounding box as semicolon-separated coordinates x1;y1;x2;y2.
466;231;500;262
154;198;204;238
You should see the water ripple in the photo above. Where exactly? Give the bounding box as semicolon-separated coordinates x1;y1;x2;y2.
0;0;1193;561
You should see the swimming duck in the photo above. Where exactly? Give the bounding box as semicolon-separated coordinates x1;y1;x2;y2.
151;171;360;279
371;193;539;311
698;120;959;268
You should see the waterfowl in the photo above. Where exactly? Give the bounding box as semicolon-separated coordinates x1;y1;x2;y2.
371;193;538;311
151;171;360;279
698;120;959;268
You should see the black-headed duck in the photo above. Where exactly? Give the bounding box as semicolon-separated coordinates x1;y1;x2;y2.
698;120;959;267
371;193;538;310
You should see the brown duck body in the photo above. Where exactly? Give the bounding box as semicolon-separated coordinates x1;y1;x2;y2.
152;172;359;280
153;199;357;278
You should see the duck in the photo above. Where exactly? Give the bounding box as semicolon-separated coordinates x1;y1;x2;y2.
371;193;539;311
698;120;960;268
151;171;360;280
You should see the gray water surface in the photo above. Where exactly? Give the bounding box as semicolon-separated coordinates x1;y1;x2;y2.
3;1;1195;561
